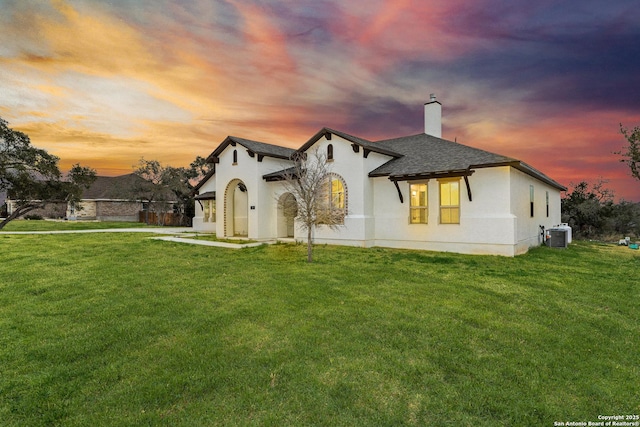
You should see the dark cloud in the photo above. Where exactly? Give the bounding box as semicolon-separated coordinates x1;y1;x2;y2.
433;1;640;113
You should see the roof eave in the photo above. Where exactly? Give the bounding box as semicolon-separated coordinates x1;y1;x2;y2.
386;169;475;182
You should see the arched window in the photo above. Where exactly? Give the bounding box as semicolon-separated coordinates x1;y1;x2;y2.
327;144;334;161
319;174;346;224
233;149;238;165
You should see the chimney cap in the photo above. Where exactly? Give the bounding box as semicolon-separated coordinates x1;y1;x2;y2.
425;93;440;105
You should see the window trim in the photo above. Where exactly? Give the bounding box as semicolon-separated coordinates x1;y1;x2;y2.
319;173;346;225
530;185;534;217
545;191;549;217
409;182;428;224
439;178;460;224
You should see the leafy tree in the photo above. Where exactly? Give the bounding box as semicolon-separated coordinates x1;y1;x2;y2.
607;200;640;236
189;156;211;183
132;158;209;226
561;180;614;238
0;118;96;229
619;124;640;182
279;150;345;262
161;165;196;225
132;158;173;225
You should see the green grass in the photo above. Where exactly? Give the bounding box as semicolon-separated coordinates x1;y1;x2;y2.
178;233;260;244
0;228;638;426
1;219;154;231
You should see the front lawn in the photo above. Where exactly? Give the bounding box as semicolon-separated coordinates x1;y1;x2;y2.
1;219;154;232
0;231;638;426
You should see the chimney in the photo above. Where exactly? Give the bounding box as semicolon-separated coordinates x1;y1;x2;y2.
424;93;442;137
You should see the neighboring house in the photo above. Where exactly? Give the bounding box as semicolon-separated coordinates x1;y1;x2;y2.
5;173;176;223
67;173;173;222
193;96;566;256
66;173;175;222
5;198;67;219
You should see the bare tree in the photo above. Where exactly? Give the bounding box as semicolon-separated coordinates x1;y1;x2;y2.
279;150;345;262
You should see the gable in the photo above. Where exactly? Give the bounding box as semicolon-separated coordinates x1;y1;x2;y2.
206;136;296;164
297;127;400;158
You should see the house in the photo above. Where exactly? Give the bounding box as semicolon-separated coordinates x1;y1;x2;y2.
193;96;566;256
4;173;178;223
66;174;144;221
66;173;175;223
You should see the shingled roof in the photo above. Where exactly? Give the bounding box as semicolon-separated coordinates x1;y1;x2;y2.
206;136;296;163
369;133;565;190
81;174;146;199
81;174;177;200
199;127;565;191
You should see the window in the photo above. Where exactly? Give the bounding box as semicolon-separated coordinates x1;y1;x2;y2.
439;179;460;224
232;149;238;165
203;200;216;222
546;191;549;217
409;183;428;224
319;174;346;224
530;185;534;217
327;144;334;161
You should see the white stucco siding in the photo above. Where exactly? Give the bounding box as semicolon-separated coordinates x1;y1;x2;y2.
193;174;216;232
510;167;563;254
209;145;295;239
307;135;393;245
254;156;289;239
371;167;520;255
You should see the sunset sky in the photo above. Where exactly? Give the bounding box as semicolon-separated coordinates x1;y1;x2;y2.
1;0;639;201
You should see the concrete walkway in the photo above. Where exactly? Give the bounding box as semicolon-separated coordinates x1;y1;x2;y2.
0;227;193;235
151;235;269;249
1;227;272;249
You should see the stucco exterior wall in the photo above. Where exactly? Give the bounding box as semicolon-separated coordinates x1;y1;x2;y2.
307;135;391;246
197;143;295;239
510;168;562;254
368;167;519;255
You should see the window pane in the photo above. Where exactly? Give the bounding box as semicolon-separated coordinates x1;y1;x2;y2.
441;207;450;223
440;207;460;224
331;179;344;209
450;207;460;223
410;207;427;224
450;182;459;205
440;182;450;206
410;184;427;207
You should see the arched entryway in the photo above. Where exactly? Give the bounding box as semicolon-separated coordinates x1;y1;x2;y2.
224;179;248;237
277;192;297;238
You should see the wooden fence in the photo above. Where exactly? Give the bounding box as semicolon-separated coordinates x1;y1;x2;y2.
139;211;191;226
